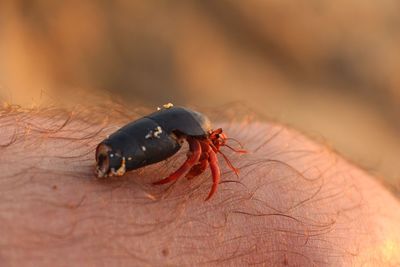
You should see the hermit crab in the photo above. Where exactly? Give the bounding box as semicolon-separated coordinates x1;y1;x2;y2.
95;104;244;200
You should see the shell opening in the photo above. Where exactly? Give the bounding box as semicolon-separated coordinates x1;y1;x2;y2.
95;143;112;178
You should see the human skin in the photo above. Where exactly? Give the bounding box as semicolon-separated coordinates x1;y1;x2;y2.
0;104;399;266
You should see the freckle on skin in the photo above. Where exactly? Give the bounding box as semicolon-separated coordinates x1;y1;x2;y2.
52;185;57;190
283;254;288;265
162;248;169;257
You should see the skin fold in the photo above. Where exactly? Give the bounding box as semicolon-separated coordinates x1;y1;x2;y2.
0;105;399;266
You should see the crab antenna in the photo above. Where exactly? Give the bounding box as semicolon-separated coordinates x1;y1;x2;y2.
217;149;240;178
224;144;247;154
225;137;245;149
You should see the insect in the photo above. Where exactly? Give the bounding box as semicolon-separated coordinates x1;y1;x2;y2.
95;104;245;200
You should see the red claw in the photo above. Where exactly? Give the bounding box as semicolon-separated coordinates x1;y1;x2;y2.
154;128;245;200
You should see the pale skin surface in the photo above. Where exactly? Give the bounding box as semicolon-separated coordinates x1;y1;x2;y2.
0;105;400;266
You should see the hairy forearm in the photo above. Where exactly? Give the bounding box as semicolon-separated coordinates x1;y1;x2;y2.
1;105;399;266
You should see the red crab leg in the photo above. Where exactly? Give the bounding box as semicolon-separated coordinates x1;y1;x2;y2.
185;159;209;180
208;141;240;176
186;141;210;179
153;138;201;185
205;146;220;201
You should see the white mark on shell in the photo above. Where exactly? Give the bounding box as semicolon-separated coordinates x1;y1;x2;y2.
163;103;174;109
145;126;163;139
145;131;152;139
154;126;162;138
115;157;126;176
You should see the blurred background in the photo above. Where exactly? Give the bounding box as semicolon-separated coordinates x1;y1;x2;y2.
0;1;399;191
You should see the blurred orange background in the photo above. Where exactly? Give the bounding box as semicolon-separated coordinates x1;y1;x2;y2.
0;1;399;190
